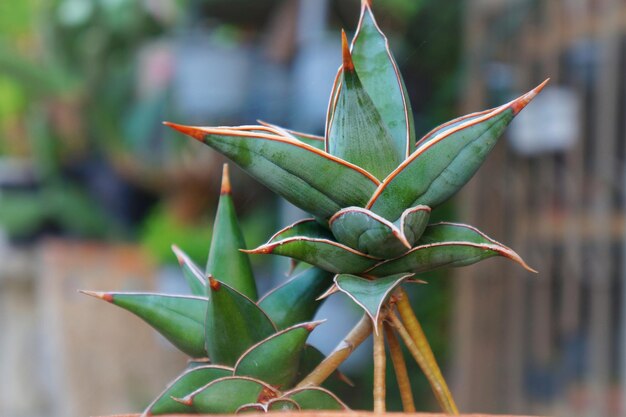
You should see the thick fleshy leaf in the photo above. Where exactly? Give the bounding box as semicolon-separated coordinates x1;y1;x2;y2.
328;31;400;180
367;80;549;219
171;245;206;296
257;120;325;150
258;267;334;330
334;273;413;330
283;387;349;410
205;278;276;366
164;123;380;221
366;222;536;276
142;365;233;416
398;205;431;243
351;0;415;159
246;230;379;275
206;164;257;300
329;206;411;258
80;291;207;358
234;322;321;389
180;376;279;414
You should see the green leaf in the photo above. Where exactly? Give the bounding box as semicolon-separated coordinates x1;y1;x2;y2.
329;206;411;258
328;31;400;180
351;1;415;159
366;222;536;276
367;80;549;220
165;123;380;221
206;164;257;300
398;205;431;243
267;398;300;411
80;291;207;358
234;321;320;389
257;120;325;150
171;245;206;296
205;278;276;366
258;267;334;330
334;273;413;329
180;376;279;414
143;365;233;415
246;226;379;274
283;387;348;410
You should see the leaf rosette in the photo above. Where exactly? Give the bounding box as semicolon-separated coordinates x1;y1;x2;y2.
165;2;542;288
81;165;347;414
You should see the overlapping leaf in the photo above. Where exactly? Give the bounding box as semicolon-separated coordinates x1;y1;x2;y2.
366;222;536;277
80;291;207;358
164;122;380;221
258;267;334;329
142;365;232;416
246;219;379;274
234;322;320;389
328;31;400;180
367;80;549;220
206;164;257;299
205;278;276;366
351;0;415;158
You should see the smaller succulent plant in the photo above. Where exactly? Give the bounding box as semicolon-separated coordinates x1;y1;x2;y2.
81;165;348;415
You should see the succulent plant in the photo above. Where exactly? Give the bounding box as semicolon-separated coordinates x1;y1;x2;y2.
81;165;349;414
164;1;545;414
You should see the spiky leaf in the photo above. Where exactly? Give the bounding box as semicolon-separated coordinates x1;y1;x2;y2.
171;245;206;296
206;164;257;300
205;278;276;366
328;31;400;180
234;322;319;389
165;123;380;221
367;80;549;219
296;345;352;391
283;387;348;410
366;222;536;276
258;267;334;330
81;291;207;358
181;376;279;414
351;1;415;158
248;236;378;274
143;365;233;415
267;399;300;411
329;207;410;258
334;273;413;330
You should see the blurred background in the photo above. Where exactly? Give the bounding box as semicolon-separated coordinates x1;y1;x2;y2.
0;0;623;416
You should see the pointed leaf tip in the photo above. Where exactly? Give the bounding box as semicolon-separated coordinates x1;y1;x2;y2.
221;164;231;195
163;121;205;142
362;0;372;6
79;290;113;303
304;319;326;332
208;275;221;291
341;30;354;72
511;78;550;115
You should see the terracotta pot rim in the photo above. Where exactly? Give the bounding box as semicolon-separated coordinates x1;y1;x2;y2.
94;411;543;417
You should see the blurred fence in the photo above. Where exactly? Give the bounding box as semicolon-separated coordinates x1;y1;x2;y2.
451;1;626;416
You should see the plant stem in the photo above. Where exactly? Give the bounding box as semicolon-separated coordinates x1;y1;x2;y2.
296;313;372;388
373;317;386;413
388;311;458;415
384;322;416;412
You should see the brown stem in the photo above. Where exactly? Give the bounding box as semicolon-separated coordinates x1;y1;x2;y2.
388;311;459;415
384;322;416;412
296;313;372;388
373;317;386;413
